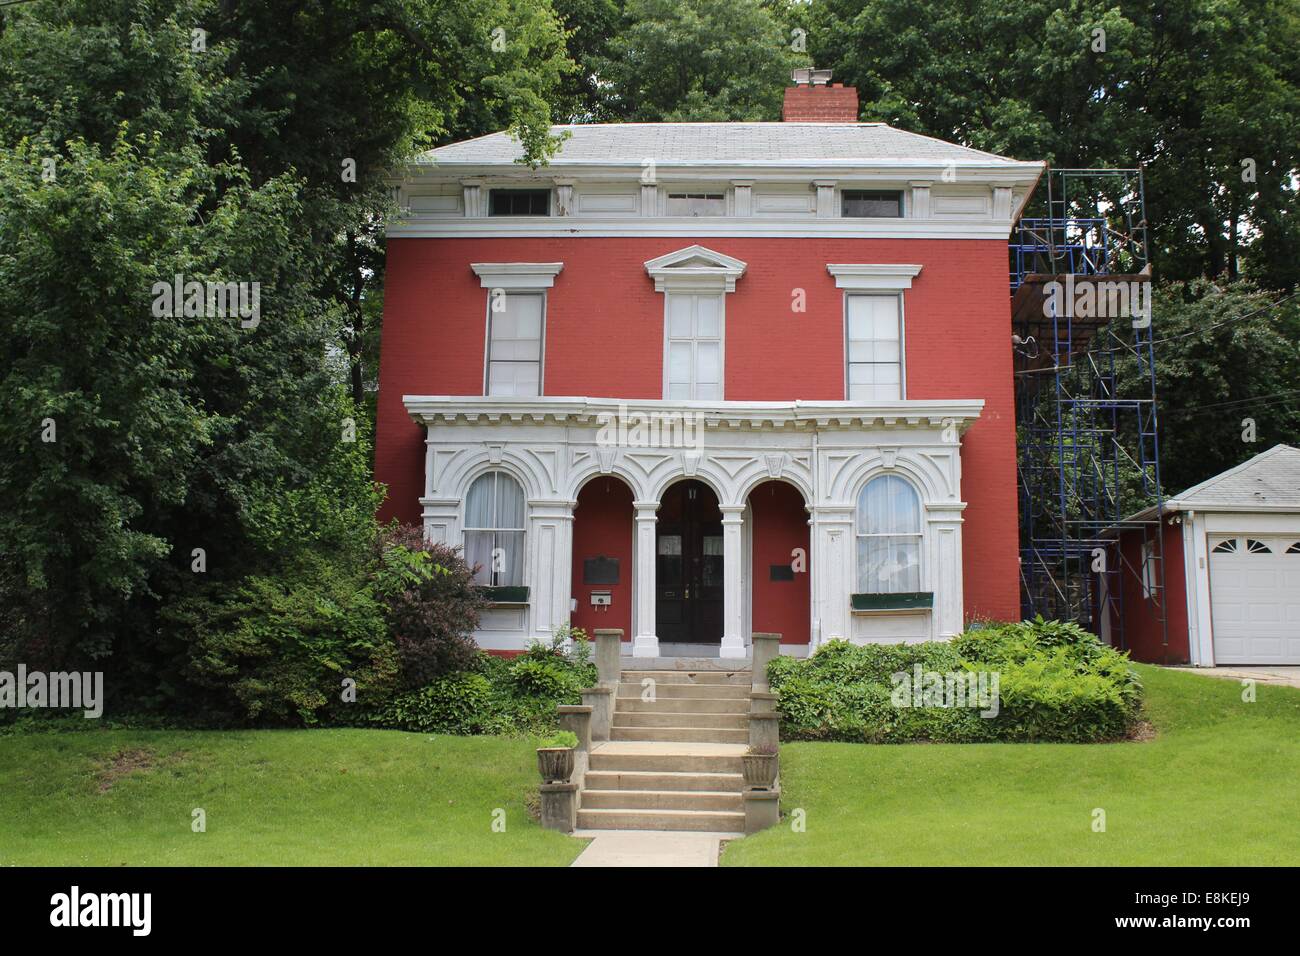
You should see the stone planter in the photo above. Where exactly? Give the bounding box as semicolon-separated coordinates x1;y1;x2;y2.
742;753;778;790
537;747;575;783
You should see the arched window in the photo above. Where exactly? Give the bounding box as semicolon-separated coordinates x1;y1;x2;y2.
464;471;526;587
856;475;922;593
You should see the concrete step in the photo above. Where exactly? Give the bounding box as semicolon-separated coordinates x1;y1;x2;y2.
616;696;750;714
589;743;746;775
611;725;750;744
614;711;749;730
583;769;745;793
617;682;750;699
621;670;751;685
576;807;746;833
580;789;743;812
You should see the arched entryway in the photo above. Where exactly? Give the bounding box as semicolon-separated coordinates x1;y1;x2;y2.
656;479;724;648
571;476;635;643
747;480;811;647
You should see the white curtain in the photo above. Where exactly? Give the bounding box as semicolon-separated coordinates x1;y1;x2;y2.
465;472;525;586
856;475;921;593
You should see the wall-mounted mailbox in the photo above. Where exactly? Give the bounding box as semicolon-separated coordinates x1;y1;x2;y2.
590;590;612;607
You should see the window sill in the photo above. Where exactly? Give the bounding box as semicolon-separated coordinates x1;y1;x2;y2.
850;592;933;613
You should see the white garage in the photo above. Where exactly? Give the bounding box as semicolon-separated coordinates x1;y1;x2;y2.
1173;445;1300;666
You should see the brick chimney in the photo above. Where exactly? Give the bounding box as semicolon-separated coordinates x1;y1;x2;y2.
782;69;859;123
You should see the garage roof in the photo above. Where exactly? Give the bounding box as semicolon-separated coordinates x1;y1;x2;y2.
1167;444;1300;513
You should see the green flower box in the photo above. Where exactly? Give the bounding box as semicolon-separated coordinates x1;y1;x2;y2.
479;585;530;605
850;591;933;612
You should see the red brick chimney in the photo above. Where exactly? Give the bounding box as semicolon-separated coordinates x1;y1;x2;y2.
782;71;859;123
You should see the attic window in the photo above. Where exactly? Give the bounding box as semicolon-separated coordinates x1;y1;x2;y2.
489;189;550;216
666;193;725;216
842;190;903;218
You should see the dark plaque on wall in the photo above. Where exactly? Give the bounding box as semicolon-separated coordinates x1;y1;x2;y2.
583;556;620;585
769;564;795;582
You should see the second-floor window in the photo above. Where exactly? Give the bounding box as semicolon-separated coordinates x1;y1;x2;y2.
486;292;544;396
842;190;903;218
489;188;550;216
665;292;723;400
845;293;903;401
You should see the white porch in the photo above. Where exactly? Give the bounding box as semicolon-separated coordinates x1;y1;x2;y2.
404;396;981;656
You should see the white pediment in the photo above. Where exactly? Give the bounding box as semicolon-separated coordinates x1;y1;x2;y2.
644;245;747;292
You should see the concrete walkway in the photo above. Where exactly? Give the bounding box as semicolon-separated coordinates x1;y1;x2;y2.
570;830;735;867
1169;665;1300;689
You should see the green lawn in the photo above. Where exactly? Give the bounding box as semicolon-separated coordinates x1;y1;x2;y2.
0;728;585;866
722;664;1300;866
3;665;1296;866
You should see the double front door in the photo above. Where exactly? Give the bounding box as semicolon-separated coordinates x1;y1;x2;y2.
655;480;724;644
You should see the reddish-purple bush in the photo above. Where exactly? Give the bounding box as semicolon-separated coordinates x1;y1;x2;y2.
376;524;486;688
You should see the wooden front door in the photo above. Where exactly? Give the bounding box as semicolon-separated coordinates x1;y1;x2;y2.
655;480;724;644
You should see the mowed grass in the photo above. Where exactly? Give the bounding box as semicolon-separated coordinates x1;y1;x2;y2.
723;665;1300;866
0;729;586;866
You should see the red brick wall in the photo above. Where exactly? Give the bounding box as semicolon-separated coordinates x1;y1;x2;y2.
749;480;811;643
570;476;635;641
782;84;859;123
1116;519;1190;663
375;235;1021;621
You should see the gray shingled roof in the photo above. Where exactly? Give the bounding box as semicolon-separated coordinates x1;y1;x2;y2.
418;123;1028;167
1172;444;1300;509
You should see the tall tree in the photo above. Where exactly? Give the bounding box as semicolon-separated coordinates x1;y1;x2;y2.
589;0;808;121
808;0;1300;290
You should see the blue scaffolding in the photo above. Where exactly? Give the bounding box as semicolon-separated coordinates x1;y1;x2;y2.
1010;168;1167;651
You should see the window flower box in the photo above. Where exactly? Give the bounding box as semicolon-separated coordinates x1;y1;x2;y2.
850;591;933;612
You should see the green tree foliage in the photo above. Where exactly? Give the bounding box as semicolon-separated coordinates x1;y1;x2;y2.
0;0;571;716
590;0;808;120
808;0;1300;290
1118;281;1300;493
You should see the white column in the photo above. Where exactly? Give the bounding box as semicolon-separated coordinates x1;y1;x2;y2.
813;179;837;218
720;505;747;659
419;498;460;547
632;501;659;657
926;505;965;640
528;501;573;642
812;506;854;644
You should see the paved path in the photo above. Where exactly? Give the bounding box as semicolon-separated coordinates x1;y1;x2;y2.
570;830;735;867
1168;665;1300;689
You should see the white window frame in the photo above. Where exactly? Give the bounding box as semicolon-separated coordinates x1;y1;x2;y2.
843;292;906;401
828;264;922;401
855;474;925;594
463;470;528;588
644;246;747;401
662;292;725;400
470;263;563;397
483;291;546;397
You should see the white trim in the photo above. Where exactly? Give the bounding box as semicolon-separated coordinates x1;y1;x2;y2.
828;263;923;291
405;395;983;432
644;244;747;293
470;262;563;290
393;219;1019;240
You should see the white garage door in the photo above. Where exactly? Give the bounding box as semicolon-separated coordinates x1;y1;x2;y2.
1208;534;1300;664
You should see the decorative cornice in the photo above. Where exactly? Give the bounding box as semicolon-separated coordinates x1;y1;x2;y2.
403;395;983;433
390;218;1017;241
827;263;924;290
644;244;747;292
470;262;564;289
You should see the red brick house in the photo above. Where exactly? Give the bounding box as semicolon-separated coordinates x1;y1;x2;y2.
374;81;1044;658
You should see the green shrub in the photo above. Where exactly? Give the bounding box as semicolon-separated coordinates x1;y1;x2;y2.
362;633;598;737
771;620;1143;744
166;553;399;725
539;730;578;749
